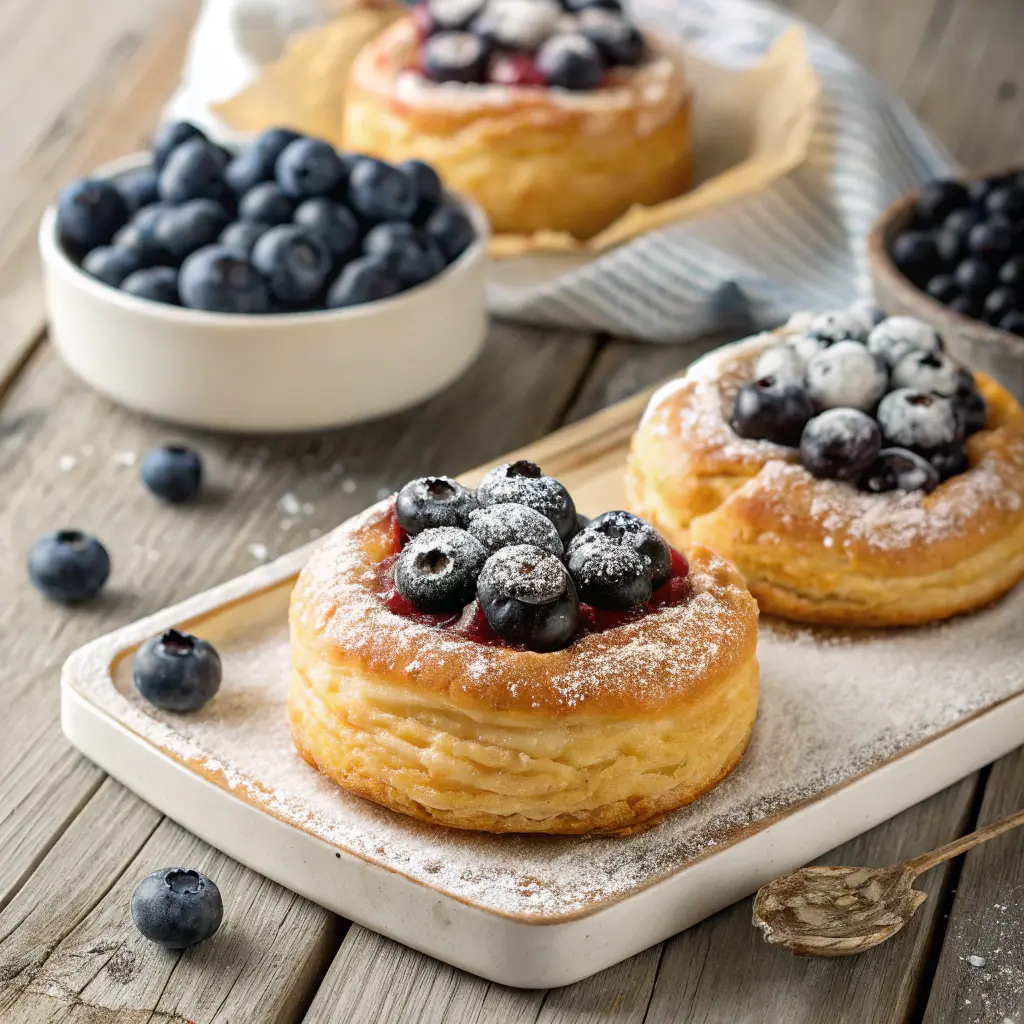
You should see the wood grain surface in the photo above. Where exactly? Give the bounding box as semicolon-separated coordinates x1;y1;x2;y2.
0;0;1022;1021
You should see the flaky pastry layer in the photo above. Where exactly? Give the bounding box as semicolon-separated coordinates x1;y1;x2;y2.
287;501;759;834
341;18;692;239
626;332;1024;627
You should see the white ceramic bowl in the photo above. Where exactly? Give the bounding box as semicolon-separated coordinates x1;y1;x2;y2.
39;154;490;433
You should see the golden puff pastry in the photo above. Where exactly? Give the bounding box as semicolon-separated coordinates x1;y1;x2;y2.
341;17;692;239
288;499;759;835
627;331;1024;628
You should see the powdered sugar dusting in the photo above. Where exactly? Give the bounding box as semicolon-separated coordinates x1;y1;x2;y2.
72;550;1024;919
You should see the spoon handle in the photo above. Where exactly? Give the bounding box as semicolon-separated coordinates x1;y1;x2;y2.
906;806;1024;875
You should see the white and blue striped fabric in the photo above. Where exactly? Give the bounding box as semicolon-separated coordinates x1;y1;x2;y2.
487;0;958;342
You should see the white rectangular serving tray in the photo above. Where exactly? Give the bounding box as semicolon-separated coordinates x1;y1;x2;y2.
61;394;1024;989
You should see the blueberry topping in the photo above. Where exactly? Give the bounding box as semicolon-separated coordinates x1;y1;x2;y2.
785;332;832;367
396;476;479;534
153;198;231;264
928;443;969;481
467;502;564;557
140;445;203;503
754;345;804;384
536;33;605;91
293;198;360;260
122;266;180;305
326;255;402;308
133;629;222;711
805;341;888;412
238;182;295;225
276;138;346;199
27;530;111;603
476;461;577;542
82;245;141;287
472;0;562;51
866;316;943;368
422;30;490;83
401;159;444;222
477;544;579;651
150;121;207;170
425;203;475;263
799;409;882;482
731;376;814;447
952;377;987;436
876;388;961;452
131;867;223;949
913;179;969;225
861;447;940;494
890;350;962;396
394;527;488;614
567;531;650;609
180;246;271;313
347;158;419;221
577;8;646;66
427;0;487;31
807;309;870;344
116;166;160;213
251;225;332;304
581;509;672;587
219;220;270;260
57;178;129;254
158;138;230;205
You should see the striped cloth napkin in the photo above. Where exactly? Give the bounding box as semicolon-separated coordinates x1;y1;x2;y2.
488;0;957;341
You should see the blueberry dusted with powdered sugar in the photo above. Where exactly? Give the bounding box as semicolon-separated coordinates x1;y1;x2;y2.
395;527;488;613
396;476;479;534
467;502;564;557
567;530;651;609
804;341;888;412
731;376;815;447
876;389;962;453
799;409;882;482
476;460;578;542
861;447;940;494
867;317;943;368
807;309;870;344
581;510;672;588
890;350;963;396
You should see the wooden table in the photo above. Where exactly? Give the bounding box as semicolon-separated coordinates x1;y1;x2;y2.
1;0;1022;1020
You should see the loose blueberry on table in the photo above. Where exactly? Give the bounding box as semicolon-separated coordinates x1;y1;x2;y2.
413;0;648;89
55;123;476;314
140;445;204;503
381;463;690;652
133;629;222;712
27;530;111;603
131;867;223;949
889;171;1024;337
730;307;987;494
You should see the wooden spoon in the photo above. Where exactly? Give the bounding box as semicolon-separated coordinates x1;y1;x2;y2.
752;806;1024;957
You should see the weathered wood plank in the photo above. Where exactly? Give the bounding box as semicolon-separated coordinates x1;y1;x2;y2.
0;323;596;1020
923;748;1024;1024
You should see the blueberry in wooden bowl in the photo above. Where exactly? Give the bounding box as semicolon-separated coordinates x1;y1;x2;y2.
869;169;1024;403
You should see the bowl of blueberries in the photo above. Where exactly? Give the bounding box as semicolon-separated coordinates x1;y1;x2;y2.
869;169;1024;402
39;123;489;432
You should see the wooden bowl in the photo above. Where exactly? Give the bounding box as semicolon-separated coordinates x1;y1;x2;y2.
868;181;1024;402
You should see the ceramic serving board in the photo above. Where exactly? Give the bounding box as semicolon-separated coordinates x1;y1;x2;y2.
61;387;1024;989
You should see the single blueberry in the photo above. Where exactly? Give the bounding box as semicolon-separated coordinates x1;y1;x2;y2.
116;166;160;213
471;0;561;50
122;266;180;305
153;199;231;264
934;228;967;266
395;476;479;534
325;255;402;308
238;182;295;225
567;532;651;610
150;121;207;170
113;203;174;266
131;867;223;949
27;530;111;604
394;527;488;614
477;544;580;651
421;31;490;84
866;316;943;367
158;138;231;205
998;255;1024;295
225;150;272;198
218;220;270;260
925;273;960;305
942;206;982;237
968;221;1015;266
133;629;222;712
401;159;444;223
806;309;870;344
347;158;418;222
364;224;445;288
536;33;605;90
890;230;940;286
57;178;129;255
983;286;1018;325
276;138;346;199
860;447;940;494
82;245;142;287
582;510;672;587
250;127;302;165
876;389;962;453
799;409;882;482
251;225;332;304
805;341;888;412
954;257;994;296
363;221;417;257
577;8;646;66
179;246;271;313
140;445;203;503
425;203;475;263
293;198;360;261
467;502;564;558
476;461;577;542
890;350;962;396
731;376;814;447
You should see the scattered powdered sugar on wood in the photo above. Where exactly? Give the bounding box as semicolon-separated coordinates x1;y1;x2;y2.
73;545;1024;918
